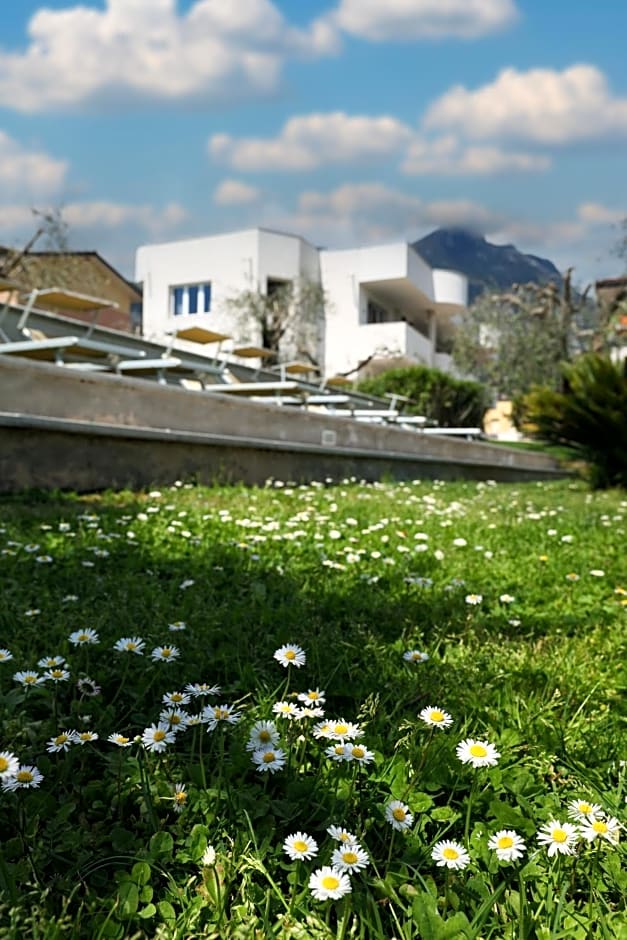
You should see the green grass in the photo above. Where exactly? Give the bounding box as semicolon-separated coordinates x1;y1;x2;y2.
0;478;625;939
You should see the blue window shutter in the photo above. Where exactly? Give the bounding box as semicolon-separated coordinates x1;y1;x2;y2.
172;286;184;316
203;283;212;312
188;285;199;314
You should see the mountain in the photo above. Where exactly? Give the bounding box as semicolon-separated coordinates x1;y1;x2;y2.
413;227;562;303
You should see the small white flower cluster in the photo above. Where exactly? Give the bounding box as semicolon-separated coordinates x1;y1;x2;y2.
0;750;43;792
282;825;371;901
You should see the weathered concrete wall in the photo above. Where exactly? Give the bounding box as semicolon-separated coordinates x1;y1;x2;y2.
0;357;565;491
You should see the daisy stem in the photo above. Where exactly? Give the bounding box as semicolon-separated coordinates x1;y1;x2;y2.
198;726;207;791
337;895;351;940
138;749;159;833
442;870;451;917
288;861;300;917
385;830;396;870
464;774;478;845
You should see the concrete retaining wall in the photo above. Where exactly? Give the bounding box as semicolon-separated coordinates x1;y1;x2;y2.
0;357;565;491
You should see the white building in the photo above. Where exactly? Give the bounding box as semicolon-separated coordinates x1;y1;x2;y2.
135;227;468;377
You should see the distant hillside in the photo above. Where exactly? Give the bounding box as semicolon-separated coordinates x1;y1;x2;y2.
413;227;562;303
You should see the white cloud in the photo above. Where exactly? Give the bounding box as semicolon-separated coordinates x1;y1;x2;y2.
0;130;68;196
213;179;261;205
0;0;338;112
209;112;414;171
577;202;625;226
331;0;518;40
62;200;188;234
402;135;550;174
424;64;627;144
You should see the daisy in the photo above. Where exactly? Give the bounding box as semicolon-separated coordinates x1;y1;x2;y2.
488;830;527;862
0;751;19;779
297;689;326;706
246;720;280;751
579;817;621;845
75;730;99;745
114;637;145;655
327;826;358;844
419;706;453;730
159;708;190;732
0;649;13;662
185;682;221;697
35;555;53;564
283;832;318;861
272;700;299;719
309;867;352;901
537;820;580;856
385;800;414;831
251;746;287;773
312;720;334;738
77;677;101;697
327;719;363;742
499;594;516;604
456;739;500;768
47;731;77;753
326;744;349;761
403;650;429;663
273;644;306;668
141;723;176;753
37;655;65;669
567;799;603;822
432;840;471;870
69;629;99;646
24;608;41;618
13;670;43;687
343;743;375;764
108;733;133;747
168;621;187;632
2;764;43;790
172;783;188;813
151;646;180;663
332;843;370;873
203;704;242;730
296;705;325;719
43;668;70;683
464;594;483;606
162;690;191;707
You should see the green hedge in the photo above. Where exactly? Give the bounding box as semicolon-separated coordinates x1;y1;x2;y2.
357;366;490;427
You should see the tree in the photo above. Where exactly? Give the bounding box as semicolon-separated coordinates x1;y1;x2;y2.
452;272;597;399
225;278;326;367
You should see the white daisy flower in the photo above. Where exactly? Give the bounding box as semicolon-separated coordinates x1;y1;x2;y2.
385;800;414;831
141;723;176;753
108;733;133;747
273;644;306;668
185;682;221;697
403;650;429;663
68;629;99;646
0;649;13;662
202;704;242;731
172;783;188;813
13;670;44;687
419;706;453;730
151;645;180;662
283;832;318;860
162;690;191;706
37;655;65;669
46;731;78;753
2;764;43;790
432;840;471;870
0;751;19;779
246;720;280;751
488;830;527;862
297;689;326;706
295;705;325;719
579;817;621;844
43;668;71;683
342;743;375;764
309;866;352;901
327;826;358;843
332;843;370;873
567;799;603;822
272;700;300;719
537;820;580;856
168;621;187;632
114;637;146;655
312;720;334;738
75;730;99;745
456;738;500;768
327;719;363;742
251;746;286;773
159;708;190;732
326;744;349;762
464;594;483;606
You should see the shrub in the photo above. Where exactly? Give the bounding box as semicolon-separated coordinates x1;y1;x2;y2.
357;365;489;427
521;353;627;488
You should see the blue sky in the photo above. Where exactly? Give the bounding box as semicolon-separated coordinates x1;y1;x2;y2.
1;0;626;285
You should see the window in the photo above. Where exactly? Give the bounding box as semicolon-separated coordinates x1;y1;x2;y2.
366;299;389;323
170;282;211;317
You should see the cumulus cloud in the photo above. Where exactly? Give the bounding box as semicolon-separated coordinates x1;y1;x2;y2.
402;135;550;174
213;179;261;205
331;0;518;40
577;202;626;226
62;200;188;233
209;112;414;171
424;64;627;143
0;0;338;112
0;130;68;196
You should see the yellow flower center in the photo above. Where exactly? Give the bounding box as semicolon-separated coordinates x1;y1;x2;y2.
430;710;445;722
79;733;91;741
578;803;592;814
171;694;182;702
285;650;296;660
443;847;460;860
262;752;276;763
321;875;340;891
16;770;33;783
215;708;228;719
127;643;137;650
171;715;181;725
259;730;271;742
55;735;68;746
334;746;344;755
153;730;166;742
352;747;365;758
161;648;172;657
0;757;9;772
78;634;89;642
469;744;488;758
552;829;568;843
117;736;129;744
307;691;319;700
335;724;348;735
293;840;308;853
343;851;358;864
51;670;64;679
25;675;37;684
392;808;406;822
497;836;514;849
592;821;608;833
174;792;187;804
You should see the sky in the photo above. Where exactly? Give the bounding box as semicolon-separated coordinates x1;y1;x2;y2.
1;0;626;285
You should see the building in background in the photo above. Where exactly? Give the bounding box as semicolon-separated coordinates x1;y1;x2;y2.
135;227;467;377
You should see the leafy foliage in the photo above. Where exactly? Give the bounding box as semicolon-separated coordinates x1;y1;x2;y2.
521;353;627;488
357;364;489;427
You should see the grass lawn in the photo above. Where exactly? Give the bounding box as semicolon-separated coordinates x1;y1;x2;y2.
0;477;625;939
